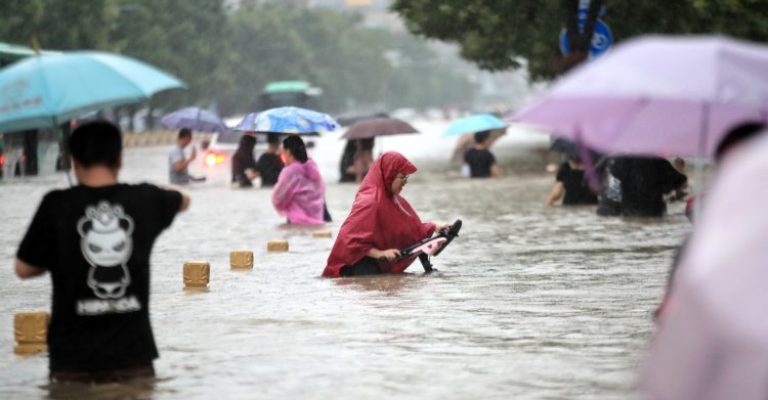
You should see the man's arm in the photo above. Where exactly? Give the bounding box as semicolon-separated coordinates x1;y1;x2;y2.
178;191;191;212
547;182;565;206
161;186;191;212
172;147;196;172
245;168;259;181
15;258;45;279
490;164;501;177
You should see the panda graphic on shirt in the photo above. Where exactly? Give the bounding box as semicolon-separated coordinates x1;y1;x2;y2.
76;201;134;300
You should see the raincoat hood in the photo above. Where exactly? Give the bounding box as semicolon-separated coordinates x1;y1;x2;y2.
294;158;323;182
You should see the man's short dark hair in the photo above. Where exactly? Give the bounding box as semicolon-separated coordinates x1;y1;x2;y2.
474;130;491;144
715;122;765;162
267;133;280;145
69;120;122;169
178;128;192;139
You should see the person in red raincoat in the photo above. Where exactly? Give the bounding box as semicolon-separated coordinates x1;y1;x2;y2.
323;151;447;277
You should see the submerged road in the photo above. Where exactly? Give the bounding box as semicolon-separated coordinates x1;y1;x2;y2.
0;121;689;399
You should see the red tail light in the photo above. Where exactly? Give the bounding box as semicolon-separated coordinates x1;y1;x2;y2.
205;152;225;167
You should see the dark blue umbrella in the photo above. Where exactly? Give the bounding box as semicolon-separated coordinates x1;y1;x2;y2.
161;107;228;133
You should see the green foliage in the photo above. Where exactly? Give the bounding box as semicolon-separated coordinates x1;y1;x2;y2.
0;0;119;50
0;0;476;117
392;0;768;79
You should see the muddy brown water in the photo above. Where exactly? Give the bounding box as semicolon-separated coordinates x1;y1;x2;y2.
0;122;689;399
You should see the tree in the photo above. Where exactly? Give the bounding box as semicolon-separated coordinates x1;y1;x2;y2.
0;0;119;50
0;0;478;121
110;0;229;111
392;0;768;79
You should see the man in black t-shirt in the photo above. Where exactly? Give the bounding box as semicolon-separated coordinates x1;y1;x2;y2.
464;130;500;178
256;133;284;187
14;121;190;382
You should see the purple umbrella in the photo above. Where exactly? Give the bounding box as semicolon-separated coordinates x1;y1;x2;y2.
511;35;768;158
161;107;229;133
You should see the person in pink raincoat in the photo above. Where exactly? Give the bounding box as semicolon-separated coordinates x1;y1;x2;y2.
271;135;326;225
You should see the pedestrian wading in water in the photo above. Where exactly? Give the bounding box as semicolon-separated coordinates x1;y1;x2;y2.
15;120;190;382
271;135;327;224
323;151;449;277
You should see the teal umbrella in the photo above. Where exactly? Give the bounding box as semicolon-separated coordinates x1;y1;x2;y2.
0;42;60;66
0;51;185;133
443;114;507;137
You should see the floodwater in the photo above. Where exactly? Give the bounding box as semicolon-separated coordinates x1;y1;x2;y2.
0;121;689;399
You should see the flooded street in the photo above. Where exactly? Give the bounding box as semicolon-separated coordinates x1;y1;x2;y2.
0;122;690;399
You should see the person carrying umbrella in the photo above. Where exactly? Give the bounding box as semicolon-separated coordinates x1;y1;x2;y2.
256;133;284;187
464;130;501;178
168;128;205;184
339;117;418;183
271;135;326;224
231;133;259;188
339;138;375;183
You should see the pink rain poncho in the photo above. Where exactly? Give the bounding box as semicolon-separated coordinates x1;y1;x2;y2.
271;159;325;224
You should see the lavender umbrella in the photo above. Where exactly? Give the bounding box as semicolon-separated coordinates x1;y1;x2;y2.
161;107;228;133
512;35;768;158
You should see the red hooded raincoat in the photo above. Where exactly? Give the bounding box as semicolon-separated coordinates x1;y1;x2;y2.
323;152;435;277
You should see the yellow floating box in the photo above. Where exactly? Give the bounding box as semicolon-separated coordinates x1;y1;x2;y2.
312;230;333;238
230;251;254;269
267;239;289;252
14;312;49;355
14;343;48;355
183;261;210;288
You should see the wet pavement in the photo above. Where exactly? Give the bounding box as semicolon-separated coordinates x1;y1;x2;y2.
0;121;690;399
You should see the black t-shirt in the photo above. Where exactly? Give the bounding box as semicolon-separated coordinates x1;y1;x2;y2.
256;153;283;187
16;183;182;373
232;151;258;187
611;157;687;217
556;162;598;205
464;148;496;178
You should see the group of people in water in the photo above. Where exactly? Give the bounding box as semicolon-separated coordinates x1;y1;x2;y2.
546;147;688;218
15;120;451;383
15;116;764;387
